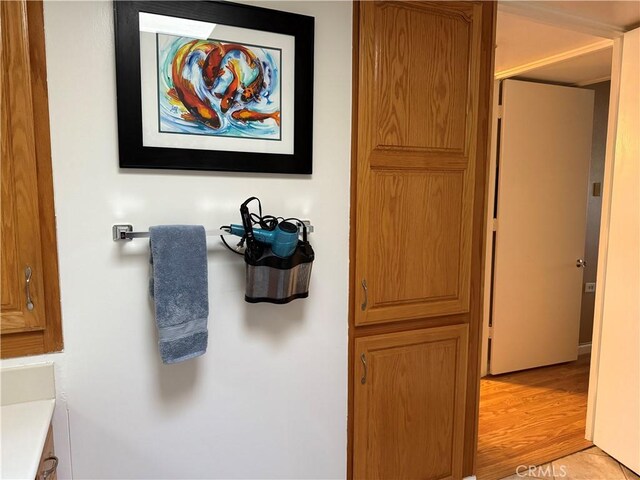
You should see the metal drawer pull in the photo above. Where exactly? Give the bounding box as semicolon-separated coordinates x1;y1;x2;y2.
25;267;34;311
41;456;58;480
360;353;367;384
360;279;368;311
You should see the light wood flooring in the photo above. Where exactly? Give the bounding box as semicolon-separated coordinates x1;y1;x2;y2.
477;355;592;480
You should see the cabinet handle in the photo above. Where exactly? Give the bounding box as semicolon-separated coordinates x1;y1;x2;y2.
41;456;58;480
25;266;34;311
360;353;367;384
360;279;368;311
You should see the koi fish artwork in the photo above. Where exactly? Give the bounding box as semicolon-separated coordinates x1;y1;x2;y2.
231;108;280;126
157;34;281;140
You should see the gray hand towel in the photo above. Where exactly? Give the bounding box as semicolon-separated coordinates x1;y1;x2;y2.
149;225;208;364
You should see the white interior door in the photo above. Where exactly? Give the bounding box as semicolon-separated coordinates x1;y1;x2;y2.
490;79;594;375
593;28;640;473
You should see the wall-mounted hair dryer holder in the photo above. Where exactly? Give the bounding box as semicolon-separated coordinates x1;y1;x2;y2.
225;197;315;304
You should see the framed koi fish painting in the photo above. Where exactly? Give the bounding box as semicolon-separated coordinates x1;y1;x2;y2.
114;1;314;173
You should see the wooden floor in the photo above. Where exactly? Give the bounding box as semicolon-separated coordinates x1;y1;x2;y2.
477;355;592;480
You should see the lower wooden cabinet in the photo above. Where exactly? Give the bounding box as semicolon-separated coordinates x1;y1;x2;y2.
36;424;57;480
353;325;468;480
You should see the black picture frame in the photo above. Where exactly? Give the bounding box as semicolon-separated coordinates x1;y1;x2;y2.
114;1;314;174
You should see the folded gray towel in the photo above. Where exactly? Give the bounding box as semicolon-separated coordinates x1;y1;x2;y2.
149;225;208;364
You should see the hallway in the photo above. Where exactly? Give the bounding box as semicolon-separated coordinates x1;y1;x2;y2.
478;355;592;479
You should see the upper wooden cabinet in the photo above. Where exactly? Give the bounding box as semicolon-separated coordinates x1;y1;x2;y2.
1;0;47;334
1;0;63;358
353;1;486;326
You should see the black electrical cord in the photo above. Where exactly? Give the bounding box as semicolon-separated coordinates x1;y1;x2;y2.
251;212;280;230
220;198;308;254
220;235;244;256
219;226;244;256
244;197;281;231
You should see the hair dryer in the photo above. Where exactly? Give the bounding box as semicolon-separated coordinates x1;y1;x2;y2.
228;221;299;258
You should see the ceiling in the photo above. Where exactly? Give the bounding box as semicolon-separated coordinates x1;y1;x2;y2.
495;11;605;74
493;0;639;84
527;1;640;31
519;46;613;85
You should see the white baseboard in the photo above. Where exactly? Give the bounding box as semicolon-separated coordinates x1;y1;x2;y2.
463;476;477;480
578;342;592;356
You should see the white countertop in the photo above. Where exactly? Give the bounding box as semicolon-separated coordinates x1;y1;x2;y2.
1;398;55;480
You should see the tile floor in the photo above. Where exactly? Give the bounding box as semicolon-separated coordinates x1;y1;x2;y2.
500;447;639;480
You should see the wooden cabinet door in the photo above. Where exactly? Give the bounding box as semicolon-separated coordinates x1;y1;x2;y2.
353;1;490;326
1;0;47;334
354;325;468;479
37;424;58;480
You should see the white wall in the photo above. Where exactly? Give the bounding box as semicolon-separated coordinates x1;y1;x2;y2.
579;81;610;345
0;1;352;478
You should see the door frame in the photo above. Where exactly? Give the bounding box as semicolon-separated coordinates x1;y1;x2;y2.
585;35;623;440
478;3;627;457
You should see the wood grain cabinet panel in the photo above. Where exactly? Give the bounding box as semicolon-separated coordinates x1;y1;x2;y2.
354;325;468;479
354;1;485;327
374;2;470;152
369;170;463;308
349;0;496;477
1;0;47;334
1;0;63;358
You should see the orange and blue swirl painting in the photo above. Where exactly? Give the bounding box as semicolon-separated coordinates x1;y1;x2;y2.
157;34;281;140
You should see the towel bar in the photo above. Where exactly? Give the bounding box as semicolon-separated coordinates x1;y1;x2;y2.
112;221;314;242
